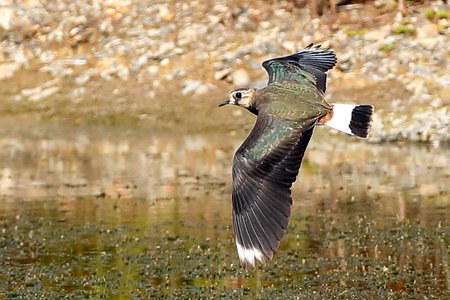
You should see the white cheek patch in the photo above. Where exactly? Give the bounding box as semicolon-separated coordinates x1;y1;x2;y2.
236;241;264;267
239;96;251;108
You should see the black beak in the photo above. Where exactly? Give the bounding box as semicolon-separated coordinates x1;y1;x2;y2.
218;99;230;107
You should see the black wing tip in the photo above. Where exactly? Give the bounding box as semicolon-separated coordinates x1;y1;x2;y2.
231;121;315;269
350;105;374;138
300;43;337;62
262;42;337;92
264;43;337;66
304;43;325;49
304;43;324;50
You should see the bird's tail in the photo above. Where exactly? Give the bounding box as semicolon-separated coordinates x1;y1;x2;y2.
319;104;374;138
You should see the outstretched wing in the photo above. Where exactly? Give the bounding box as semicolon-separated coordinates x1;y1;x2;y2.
262;44;337;93
232;113;316;268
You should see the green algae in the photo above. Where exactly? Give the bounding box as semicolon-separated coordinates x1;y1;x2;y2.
0;125;449;298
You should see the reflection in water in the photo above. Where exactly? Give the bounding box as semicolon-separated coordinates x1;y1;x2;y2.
0;129;233;199
0;125;449;298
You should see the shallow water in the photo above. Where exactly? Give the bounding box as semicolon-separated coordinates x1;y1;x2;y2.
0;123;449;298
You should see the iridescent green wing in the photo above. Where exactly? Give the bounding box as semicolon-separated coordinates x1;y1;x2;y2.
262;44;337;93
231;113;316;268
259;83;331;121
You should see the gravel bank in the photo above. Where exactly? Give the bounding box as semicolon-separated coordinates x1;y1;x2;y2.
0;0;449;143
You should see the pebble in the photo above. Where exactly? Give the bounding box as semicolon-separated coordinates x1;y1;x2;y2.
0;1;448;142
27;86;61;102
21;79;61;101
231;69;251;87
182;79;212;96
214;68;232;81
0;62;21;80
435;76;450;87
0;2;14;30
75;69;97;85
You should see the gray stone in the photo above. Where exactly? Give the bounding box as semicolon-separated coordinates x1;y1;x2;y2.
182;79;202;95
182;79;212;96
75;69;97;85
436;76;450;87
178;24;208;46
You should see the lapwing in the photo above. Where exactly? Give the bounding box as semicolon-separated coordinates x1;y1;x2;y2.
219;44;373;269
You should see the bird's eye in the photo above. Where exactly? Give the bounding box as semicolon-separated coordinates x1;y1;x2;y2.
235;92;242;99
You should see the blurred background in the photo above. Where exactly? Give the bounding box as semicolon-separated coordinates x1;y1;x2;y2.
0;0;449;298
0;0;449;142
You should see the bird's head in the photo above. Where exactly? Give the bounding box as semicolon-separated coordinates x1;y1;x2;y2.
218;88;257;114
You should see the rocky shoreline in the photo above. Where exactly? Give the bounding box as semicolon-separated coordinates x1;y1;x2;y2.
0;0;449;143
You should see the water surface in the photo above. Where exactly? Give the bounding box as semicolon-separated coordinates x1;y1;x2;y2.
0;123;449;298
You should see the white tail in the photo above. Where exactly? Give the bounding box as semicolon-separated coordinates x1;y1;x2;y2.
321;103;374;138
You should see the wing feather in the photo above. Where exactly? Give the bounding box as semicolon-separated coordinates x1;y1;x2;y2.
232;113;315;268
251;202;279;252
262;44;337;93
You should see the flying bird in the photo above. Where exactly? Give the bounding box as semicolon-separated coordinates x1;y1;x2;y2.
218;44;373;269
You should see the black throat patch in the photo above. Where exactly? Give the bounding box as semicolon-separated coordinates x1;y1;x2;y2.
247;104;258;115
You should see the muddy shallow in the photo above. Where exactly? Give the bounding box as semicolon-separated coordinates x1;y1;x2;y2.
0;122;449;298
